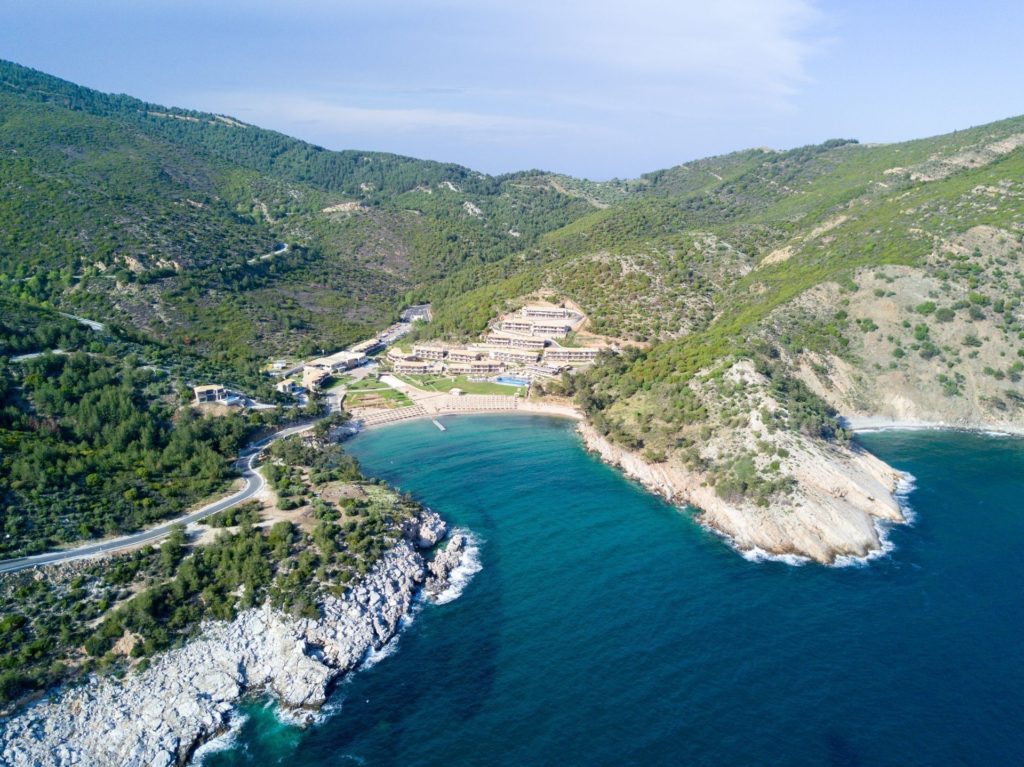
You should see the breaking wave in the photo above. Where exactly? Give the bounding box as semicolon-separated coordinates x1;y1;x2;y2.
430;529;483;605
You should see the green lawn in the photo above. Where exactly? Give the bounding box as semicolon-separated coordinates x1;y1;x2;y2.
395;373;525;396
341;376;389;391
345;388;413;408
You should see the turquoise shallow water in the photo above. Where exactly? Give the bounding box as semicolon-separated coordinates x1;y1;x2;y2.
205;415;1024;767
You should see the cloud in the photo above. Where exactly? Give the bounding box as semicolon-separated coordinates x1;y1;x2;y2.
114;0;827;174
200;92;605;144
527;0;822;107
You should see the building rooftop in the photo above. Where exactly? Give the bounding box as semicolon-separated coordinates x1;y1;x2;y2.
309;349;366;368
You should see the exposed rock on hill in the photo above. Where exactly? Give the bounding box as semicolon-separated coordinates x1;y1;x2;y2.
1;513;468;767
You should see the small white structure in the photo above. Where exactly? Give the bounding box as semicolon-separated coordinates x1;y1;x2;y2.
193;384;227;404
276;378;301;395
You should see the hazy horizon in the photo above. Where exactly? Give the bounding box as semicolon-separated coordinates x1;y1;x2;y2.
4;0;1023;179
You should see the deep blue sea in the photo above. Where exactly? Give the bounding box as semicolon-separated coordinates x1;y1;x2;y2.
204;415;1024;767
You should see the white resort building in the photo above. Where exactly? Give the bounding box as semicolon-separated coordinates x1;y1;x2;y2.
349;338;384;355
522;305;572;320
193;384;227;403
393;359;442;375
477;346;541;364
412;344;446;361
448;348;481;363
307;350;368;372
498;318;572;338
543;347;602;363
302;366;331;391
485;333;546;349
525;363;567;379
276;378;302;395
447;360;504;376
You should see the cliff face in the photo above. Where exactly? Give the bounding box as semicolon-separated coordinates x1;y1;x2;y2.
1;513;464;767
578;421;906;564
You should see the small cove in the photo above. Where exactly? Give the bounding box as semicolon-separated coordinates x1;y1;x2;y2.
205;415;1024;766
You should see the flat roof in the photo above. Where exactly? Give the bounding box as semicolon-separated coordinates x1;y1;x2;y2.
310;349;367;367
193;384;224;392
486;333;544;342
522;304;569;313
349;338;381;351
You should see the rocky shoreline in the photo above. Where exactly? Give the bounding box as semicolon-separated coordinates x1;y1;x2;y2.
576;421;908;565
0;511;469;767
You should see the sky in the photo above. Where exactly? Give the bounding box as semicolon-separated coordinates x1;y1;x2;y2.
3;0;1023;179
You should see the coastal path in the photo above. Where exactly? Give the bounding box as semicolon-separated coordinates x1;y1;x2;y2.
0;421;318;574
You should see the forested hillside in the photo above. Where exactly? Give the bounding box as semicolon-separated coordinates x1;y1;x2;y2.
0;60;597;365
419;116;1024;545
3;57;1023;561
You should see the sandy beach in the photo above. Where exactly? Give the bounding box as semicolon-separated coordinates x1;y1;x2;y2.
844;414;1024;437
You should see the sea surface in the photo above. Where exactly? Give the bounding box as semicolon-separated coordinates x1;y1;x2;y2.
204;415;1024;766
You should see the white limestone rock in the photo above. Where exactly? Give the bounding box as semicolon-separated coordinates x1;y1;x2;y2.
403;510;448;548
0;532;432;767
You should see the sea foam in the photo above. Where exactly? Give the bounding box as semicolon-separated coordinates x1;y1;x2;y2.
193;712;249;764
267;529;483;732
831;470;917;567
430;529;483;605
739;546;811;566
894;470;918;523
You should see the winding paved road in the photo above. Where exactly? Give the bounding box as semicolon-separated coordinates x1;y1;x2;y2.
0;422;317;575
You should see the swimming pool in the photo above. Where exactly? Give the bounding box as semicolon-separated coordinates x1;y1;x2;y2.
495;375;530;387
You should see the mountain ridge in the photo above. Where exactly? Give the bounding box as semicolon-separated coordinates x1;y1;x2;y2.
2;58;1023;563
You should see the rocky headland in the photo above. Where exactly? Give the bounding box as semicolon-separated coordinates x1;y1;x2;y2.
578;419;907;565
0;511;468;767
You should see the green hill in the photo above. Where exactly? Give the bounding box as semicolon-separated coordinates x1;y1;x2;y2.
418;116;1024;562
2;58;1023;563
0;59;596;364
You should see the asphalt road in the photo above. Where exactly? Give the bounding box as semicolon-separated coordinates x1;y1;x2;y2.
0;421;317;575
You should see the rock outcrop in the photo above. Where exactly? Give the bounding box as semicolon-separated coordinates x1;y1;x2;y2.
1;511;468;767
424;533;467;597
578;422;906;564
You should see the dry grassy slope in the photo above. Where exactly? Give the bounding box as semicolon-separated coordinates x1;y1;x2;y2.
582;360;905;563
768;224;1024;430
535;126;1024;561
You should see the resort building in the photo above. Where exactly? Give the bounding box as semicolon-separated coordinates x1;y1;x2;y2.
486;333;546;350
543;347;602;363
393;359;442;375
525;363;567;379
470;360;505;374
412;344;447;361
522;305;571;320
499;319;535;335
193;384;227;403
387;347;414;363
308;350;367;372
479;346;541;364
531;321;572;338
498;319;571;338
349;338;384;355
276;378;302;395
448;348;481;363
302;366;331;391
446;362;473;375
